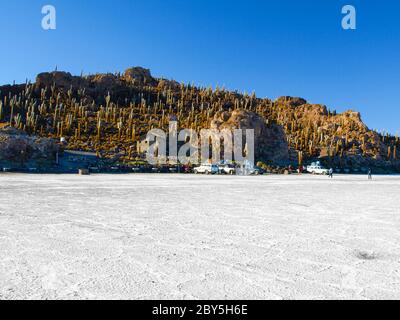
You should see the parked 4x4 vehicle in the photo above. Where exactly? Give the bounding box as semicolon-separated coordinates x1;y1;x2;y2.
218;164;236;175
193;164;219;175
306;163;329;175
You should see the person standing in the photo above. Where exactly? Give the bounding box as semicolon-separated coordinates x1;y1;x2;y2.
368;168;372;180
329;168;333;179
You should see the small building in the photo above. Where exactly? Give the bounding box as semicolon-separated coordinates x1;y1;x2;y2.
58;150;99;173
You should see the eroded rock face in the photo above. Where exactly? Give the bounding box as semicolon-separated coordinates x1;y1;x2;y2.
90;73;121;90
0;127;59;164
36;71;78;88
157;79;181;90
34;68;158;103
210;109;289;164
123;67;156;85
276;96;307;107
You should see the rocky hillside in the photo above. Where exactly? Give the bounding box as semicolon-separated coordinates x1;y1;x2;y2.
0;125;59;168
0;67;399;172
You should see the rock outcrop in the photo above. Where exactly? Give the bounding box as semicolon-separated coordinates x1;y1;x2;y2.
123;67;156;85
36;71;78;88
0;126;59;167
210;110;289;164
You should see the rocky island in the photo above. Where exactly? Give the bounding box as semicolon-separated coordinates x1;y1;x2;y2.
0;67;399;173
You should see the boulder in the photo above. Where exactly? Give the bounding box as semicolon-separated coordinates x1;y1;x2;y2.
124;67;156;85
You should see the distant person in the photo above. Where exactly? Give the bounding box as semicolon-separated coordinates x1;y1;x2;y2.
368;168;372;180
329;168;333;179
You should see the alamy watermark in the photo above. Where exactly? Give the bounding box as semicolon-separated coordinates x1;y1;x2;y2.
42;5;56;30
41;5;356;31
144;121;255;167
342;5;356;30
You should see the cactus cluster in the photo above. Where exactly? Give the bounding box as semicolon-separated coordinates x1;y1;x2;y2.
0;69;398;169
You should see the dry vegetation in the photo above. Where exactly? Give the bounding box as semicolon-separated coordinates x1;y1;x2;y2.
0;67;398;171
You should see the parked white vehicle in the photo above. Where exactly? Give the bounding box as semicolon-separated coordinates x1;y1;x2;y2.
218;164;236;175
193;164;219;175
306;163;329;175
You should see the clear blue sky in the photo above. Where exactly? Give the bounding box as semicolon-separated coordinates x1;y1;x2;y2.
1;0;399;134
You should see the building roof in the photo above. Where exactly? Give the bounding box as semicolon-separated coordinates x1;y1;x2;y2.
63;150;98;157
